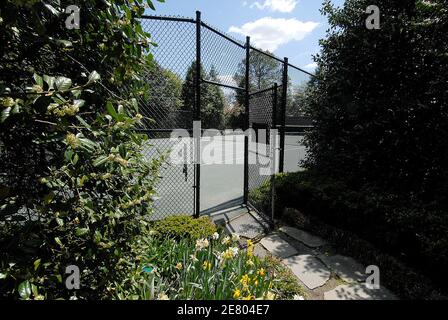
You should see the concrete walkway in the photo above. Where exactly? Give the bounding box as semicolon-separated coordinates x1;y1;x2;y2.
256;226;398;300
222;211;398;300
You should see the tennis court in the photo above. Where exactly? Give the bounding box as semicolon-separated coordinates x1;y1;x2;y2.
143;133;307;217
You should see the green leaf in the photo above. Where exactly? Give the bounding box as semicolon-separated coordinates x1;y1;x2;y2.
65;149;73;162
0;273;7;279
73;153;79;165
31;284;39;297
33;74;44;87
44;3;60;16
56;217;64;227
88;71;101;84
106;102;119;120
75;228;89;236
79;138;97;151
73;99;85;108
54;237;63;248
146;0;155;10
33;259;41;271
43;192;55;204
55;77;72;92
76;115;92;130
11;104;20;114
18;280;32;299
56;39;72;48
1;107;11;122
93;155;108;167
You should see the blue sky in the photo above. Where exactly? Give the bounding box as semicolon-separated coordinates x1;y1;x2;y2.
150;0;344;70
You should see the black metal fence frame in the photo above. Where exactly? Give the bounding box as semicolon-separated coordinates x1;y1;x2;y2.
140;11;317;219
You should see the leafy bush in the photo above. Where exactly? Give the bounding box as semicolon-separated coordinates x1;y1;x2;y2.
304;0;448;200
115;228;273;300
253;171;448;296
0;0;164;299
152;215;217;240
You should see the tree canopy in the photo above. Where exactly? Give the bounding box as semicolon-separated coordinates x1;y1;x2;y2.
181;62;225;129
302;0;448;289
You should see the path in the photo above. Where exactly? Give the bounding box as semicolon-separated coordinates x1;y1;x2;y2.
217;209;398;300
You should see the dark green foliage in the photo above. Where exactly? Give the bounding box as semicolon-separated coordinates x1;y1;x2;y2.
289;0;448;295
142;62;183;127
304;0;448;198
253;171;448;296
224;104;244;129
152;215;217;240
181;62;225;129
0;0;164;299
234;49;283;102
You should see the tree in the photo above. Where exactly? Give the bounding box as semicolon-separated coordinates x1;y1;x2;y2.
302;0;448;288
181;62;225;129
0;0;164;299
142;62;183;128
234;49;283;106
288;83;309;116
305;0;448;194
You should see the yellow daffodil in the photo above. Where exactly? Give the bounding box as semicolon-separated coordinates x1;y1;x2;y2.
256;268;266;277
221;236;230;245
175;262;183;270
233;289;241;299
240;274;250;287
202;260;212;271
157;293;169;300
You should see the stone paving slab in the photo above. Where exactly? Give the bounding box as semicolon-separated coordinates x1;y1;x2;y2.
324;283;397;300
282;254;331;290
260;234;298;259
253;243;268;259
318;254;366;283
279;226;326;248
225;213;265;239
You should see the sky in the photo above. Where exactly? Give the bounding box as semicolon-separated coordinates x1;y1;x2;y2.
149;0;345;71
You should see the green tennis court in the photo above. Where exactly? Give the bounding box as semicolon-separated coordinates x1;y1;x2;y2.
143;134;307;217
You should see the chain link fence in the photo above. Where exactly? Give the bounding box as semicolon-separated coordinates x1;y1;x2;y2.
138;13;316;221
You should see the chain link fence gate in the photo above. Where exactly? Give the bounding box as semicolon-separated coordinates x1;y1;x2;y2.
247;84;279;224
139;16;197;219
138;12;316;221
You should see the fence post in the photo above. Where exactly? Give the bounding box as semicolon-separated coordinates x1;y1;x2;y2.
279;57;288;173
243;36;250;204
194;10;201;218
271;83;278;224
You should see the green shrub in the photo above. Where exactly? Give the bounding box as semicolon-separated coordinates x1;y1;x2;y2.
304;0;448;199
0;0;164;299
252;170;448;297
152;215;217;240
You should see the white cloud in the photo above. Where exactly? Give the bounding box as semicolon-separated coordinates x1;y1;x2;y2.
229;17;319;52
250;0;298;13
303;62;317;70
242;1;248;6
